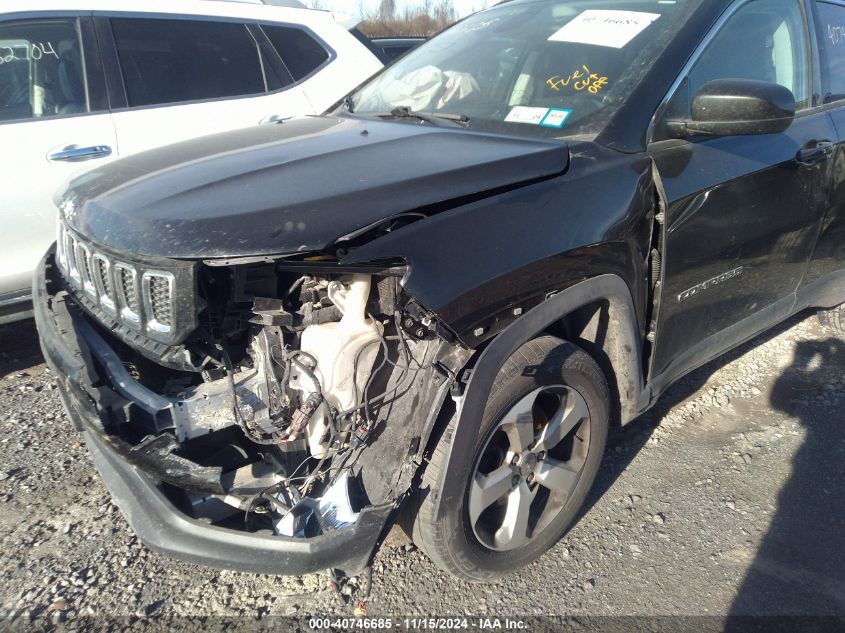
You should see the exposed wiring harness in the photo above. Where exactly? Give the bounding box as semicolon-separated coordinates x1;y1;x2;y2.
323;313;440;487
335;313;435;421
235;288;443;524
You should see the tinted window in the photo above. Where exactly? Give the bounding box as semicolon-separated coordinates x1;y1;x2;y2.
262;24;329;81
380;44;418;63
689;0;810;109
0;18;88;123
815;1;845;103
112;18;271;107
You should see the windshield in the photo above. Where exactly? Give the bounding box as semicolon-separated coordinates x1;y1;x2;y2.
349;0;700;138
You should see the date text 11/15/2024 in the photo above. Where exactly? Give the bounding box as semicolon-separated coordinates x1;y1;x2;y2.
307;617;529;630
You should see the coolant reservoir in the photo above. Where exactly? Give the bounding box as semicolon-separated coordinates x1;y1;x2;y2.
292;275;383;457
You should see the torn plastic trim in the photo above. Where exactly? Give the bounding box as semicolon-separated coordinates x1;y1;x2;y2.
64;300;176;431
334;212;429;244
351;335;473;505
83;424;394;577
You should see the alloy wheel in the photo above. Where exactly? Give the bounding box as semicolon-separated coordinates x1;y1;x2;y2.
468;385;591;552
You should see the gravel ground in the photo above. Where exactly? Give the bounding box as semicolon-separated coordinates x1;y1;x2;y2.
0;313;843;627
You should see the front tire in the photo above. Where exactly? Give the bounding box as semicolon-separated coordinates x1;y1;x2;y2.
406;336;610;581
818;304;845;335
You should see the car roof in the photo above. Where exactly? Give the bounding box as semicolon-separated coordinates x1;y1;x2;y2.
3;0;335;26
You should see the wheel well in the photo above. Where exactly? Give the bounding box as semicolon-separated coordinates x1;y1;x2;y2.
421;288;641;466
547;299;635;426
429;275;644;523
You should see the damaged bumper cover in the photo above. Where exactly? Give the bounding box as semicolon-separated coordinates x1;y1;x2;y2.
33;249;393;576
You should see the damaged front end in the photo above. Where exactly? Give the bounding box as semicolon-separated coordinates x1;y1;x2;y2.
38;236;472;575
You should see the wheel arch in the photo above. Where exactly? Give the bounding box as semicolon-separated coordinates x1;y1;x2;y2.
431;273;645;522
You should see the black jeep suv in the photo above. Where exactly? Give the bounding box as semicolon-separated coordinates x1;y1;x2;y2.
35;0;845;581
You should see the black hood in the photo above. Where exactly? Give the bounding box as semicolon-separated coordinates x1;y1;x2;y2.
62;116;569;259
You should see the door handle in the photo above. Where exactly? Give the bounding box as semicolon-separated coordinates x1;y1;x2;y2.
47;145;112;162
796;141;835;166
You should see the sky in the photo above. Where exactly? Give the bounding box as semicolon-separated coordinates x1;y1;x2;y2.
304;0;492;19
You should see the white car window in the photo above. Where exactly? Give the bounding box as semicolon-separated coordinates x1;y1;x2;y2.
111;18;289;108
0;18;88;122
261;23;330;82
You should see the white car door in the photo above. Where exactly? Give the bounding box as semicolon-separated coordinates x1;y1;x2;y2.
0;16;117;304
103;16;313;156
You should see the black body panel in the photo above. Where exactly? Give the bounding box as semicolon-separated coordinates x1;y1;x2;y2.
649;111;838;379
802;105;845;297
344;142;656;343
61;116;569;259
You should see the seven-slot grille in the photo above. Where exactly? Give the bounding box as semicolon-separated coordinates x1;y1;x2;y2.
56;222;177;337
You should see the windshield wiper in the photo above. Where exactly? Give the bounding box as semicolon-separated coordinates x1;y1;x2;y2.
384;106;470;128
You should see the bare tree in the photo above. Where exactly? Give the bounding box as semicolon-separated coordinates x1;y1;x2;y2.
378;0;396;19
361;0;458;37
357;0;371;19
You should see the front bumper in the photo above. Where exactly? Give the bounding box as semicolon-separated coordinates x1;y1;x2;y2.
33;249;392;576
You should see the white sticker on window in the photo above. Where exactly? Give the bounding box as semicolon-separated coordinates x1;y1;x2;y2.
504;106;550;125
548;10;661;49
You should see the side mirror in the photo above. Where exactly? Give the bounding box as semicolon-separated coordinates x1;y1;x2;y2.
667;78;796;138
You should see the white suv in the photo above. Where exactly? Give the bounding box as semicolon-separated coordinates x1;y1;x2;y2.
0;0;382;324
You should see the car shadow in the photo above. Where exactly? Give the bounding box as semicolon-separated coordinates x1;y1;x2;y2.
724;337;845;627
0;319;44;379
579;313;806;521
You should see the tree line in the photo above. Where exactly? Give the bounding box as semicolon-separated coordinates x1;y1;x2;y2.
309;1;493;37
363;0;459;37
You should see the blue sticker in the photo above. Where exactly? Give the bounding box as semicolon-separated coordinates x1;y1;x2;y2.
540;108;572;128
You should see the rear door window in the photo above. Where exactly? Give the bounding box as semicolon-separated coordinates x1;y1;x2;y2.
814;0;845;103
261;24;330;82
111;18;280;107
0;18;88;123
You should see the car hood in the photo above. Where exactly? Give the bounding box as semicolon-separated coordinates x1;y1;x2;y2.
61;115;569;259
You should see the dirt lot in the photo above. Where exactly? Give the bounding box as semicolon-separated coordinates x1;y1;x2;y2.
0;313;843;627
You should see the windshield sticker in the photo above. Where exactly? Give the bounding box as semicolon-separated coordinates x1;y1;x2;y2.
540;109;572;128
548;10;661;49
547;65;609;94
829;23;845;45
505;106;551;125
